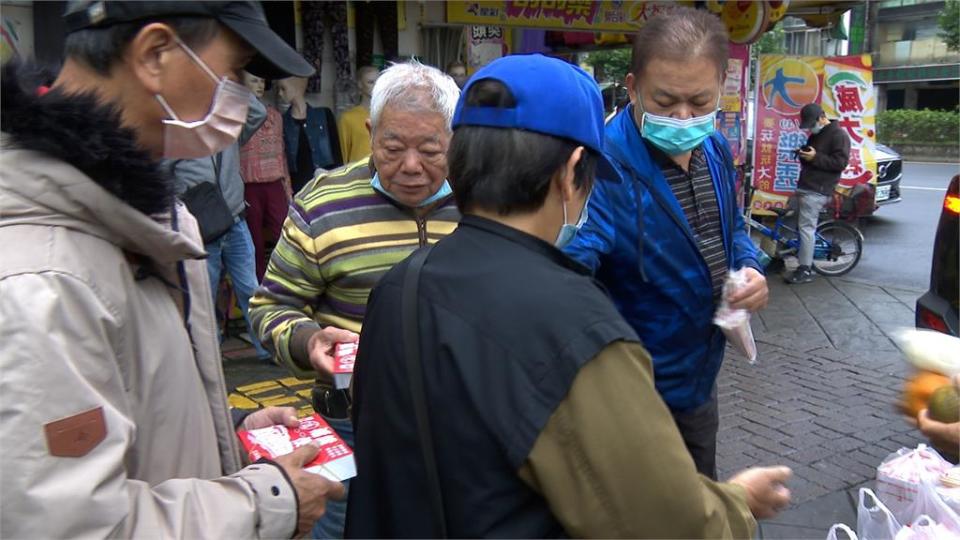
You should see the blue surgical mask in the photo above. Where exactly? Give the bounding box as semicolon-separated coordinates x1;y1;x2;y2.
371;173;453;207
637;98;719;155
555;189;592;248
811;123;825;135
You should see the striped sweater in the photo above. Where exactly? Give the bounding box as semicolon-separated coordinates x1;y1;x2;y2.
250;159;460;378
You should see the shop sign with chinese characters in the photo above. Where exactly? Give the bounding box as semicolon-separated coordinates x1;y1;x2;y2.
751;54;876;215
446;1;687;32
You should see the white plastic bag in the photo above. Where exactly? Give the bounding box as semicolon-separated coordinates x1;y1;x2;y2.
904;478;960;535
859;488;902;540
877;445;954;526
893;515;960;540
713;269;757;363
827;523;859;540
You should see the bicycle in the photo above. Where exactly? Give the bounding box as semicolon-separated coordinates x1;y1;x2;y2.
747;207;864;277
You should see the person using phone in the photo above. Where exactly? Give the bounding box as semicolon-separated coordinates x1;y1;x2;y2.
786;103;851;284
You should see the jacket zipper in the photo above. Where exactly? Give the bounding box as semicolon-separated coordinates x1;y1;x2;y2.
416;215;428;247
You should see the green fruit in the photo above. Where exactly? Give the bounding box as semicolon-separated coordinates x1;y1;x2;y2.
928;385;960;424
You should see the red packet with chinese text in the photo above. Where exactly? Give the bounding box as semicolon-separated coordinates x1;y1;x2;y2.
237;413;356;481
332;342;358;390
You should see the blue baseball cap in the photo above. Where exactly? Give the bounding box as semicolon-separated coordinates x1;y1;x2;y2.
452;54;621;183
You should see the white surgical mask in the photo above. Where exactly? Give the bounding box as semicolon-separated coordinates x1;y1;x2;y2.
155;36;251;159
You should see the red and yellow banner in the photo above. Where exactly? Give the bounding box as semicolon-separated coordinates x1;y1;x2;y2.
751;54;876;215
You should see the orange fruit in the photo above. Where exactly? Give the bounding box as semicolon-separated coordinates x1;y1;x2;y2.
900;370;951;418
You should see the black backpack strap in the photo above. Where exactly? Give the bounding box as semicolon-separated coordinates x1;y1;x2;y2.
401;244;447;538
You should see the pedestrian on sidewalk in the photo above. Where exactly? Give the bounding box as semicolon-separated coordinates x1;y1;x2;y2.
564;7;768;479
0;2;342;537
786;102;851;284
168;92;272;361
249;60;461;539
345;53;791;539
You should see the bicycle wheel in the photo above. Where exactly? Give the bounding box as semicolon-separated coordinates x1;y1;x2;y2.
811;221;863;276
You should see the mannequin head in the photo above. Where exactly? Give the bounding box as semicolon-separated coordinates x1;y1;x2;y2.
277;76;307;104
356;66;379;101
242;70;265;98
446;60;467;89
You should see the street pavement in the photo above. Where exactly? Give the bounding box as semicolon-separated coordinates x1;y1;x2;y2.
222;212;941;538
856;161;959;291
718;276;927;539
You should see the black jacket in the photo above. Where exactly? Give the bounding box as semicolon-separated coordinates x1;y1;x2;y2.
797;120;851;196
345;216;638;538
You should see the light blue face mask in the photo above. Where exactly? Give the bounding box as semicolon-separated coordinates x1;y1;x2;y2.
371;173;453;207
555;189;592;248
637;98;719;155
811;123;824;135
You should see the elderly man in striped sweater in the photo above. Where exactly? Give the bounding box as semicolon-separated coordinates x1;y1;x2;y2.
248;60;461;539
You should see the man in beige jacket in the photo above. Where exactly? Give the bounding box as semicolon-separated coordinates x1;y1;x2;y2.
0;2;343;537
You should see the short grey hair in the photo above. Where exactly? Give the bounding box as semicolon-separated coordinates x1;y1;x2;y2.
369;59;461;133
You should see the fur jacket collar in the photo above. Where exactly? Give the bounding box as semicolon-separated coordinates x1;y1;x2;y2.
0;62;173;216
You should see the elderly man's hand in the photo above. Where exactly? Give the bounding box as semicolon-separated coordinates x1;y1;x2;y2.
727;267;768;313
308;327;360;375
798;147;816;162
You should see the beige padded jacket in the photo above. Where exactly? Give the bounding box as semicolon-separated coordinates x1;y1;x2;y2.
0;135;298;538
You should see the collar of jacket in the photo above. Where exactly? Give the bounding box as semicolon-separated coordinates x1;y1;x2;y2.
0;62;174;216
460;214;593;276
0;63;204;263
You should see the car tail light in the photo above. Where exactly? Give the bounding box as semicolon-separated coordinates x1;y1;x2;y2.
918;304;950;334
946;176;960;215
945;195;960;215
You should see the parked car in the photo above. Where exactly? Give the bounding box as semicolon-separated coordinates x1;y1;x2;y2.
874;143;903;207
916;174;959;336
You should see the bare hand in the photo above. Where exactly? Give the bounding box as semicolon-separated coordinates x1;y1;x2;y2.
728;466;792;520
242;406;301;431
727;267;769;312
917;409;960;453
798;148;816;162
274;443;347;537
307;327;360;375
916;374;960;455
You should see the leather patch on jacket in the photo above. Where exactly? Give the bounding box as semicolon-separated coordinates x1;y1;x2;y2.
44;407;106;457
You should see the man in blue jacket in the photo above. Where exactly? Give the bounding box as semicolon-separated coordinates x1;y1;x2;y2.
564;7;768;479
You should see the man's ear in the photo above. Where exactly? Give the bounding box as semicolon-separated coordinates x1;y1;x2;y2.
556;146;585;202
125;22;181;95
625;72;639;106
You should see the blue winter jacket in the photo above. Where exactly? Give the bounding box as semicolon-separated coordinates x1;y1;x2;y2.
564;106;761;412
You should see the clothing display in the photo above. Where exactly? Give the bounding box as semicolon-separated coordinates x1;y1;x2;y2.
338;105;371;164
354;1;399;67
300;1;350;95
283;105;343;193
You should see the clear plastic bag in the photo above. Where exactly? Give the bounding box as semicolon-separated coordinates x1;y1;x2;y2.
859;487;902;540
713;268;758;363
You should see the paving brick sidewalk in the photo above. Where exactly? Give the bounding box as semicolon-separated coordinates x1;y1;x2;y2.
222;275;930;539
717;277;928;539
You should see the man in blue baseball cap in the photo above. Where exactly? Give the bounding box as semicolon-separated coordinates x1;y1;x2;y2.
344;53;790;538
